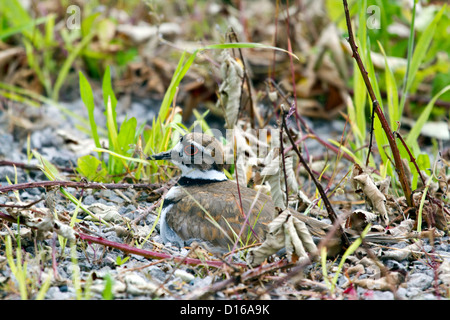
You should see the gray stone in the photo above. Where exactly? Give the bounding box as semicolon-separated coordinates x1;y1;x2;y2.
407;273;433;290
147;266;167;283
370;290;394;300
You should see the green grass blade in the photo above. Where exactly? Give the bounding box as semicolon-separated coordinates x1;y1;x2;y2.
102;66;118;132
35;271;53;300
399;0;418;115
52;32;95;101
400;5;445;115
0;0;43;47
105;96;121;175
330;224;371;292
405;84;450;149
0;16;50;40
93;147;150;165
79;71;102;157
378;41;399;129
201;42;299;60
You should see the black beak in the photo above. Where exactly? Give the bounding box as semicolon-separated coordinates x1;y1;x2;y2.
147;150;172;161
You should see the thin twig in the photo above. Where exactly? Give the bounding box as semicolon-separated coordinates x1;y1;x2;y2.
281;109;350;249
268;78;356;163
76;232;244;268
366;100;376;166
394;130;426;186
0;160;75;173
0;198;44;208
0;180;162;194
186;259;292;299
284;0;302;132
279;119;290;208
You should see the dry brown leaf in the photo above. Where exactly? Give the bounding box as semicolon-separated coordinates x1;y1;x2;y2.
5;202;75;241
247;210;317;267
85;203;124;223
386;219;415;237
353;272;403;291
345;209;378;230
380;240;424;261
217;50;244;129
352;173;389;225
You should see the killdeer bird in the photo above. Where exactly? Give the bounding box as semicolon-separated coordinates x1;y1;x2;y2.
148;132;333;253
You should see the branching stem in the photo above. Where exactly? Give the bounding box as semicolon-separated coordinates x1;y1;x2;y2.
342;0;414;208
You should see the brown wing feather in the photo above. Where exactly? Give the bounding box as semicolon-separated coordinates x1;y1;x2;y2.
165;180;275;249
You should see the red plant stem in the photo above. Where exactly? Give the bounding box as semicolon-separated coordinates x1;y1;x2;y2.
0;210;243;269
342;0;414;208
76;232;241;269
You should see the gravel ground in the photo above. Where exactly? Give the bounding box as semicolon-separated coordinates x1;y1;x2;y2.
0;99;449;300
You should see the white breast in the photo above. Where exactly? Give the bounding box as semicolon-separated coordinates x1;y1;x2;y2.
159;203;184;247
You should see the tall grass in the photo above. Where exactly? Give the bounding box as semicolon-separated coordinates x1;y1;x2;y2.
347;1;448;186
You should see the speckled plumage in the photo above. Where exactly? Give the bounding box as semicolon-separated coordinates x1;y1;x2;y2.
149;132;278;251
149;132;335;253
164;179;275;250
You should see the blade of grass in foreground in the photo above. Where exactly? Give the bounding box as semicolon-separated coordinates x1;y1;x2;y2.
79;71;102;157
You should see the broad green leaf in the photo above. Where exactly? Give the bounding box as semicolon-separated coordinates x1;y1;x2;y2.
77;155;107;182
416;153;431;171
117;117;137;155
81;12;100;38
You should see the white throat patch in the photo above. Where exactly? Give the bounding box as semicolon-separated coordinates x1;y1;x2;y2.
179;164;227;181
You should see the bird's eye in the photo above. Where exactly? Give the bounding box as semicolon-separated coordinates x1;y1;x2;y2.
184;144;199;156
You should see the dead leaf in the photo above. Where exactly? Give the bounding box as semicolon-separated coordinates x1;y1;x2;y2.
352;173;389;225
217;50;244;128
380;240;424;261
85;203;124;223
353;272;403;291
386;219;415;237
247;210;317;266
345;209;378;230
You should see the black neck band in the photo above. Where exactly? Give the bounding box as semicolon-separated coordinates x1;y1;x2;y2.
177;176;226;186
